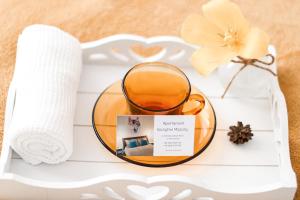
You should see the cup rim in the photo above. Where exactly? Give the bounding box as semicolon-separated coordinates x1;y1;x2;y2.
122;62;192;112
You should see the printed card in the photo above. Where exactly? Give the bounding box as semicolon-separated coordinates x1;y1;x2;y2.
116;115;195;156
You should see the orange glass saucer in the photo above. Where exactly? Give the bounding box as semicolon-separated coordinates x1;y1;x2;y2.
92;81;216;167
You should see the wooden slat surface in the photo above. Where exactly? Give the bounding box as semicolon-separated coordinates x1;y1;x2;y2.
9;64;280;190
78;64;266;98
12;125;278;165
74;92;273;130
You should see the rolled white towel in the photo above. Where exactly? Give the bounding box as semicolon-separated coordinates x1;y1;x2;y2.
8;24;82;165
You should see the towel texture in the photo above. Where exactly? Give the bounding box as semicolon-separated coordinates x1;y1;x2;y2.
8;25;82;165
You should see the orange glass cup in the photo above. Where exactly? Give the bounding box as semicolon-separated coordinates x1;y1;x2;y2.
122;62;205;115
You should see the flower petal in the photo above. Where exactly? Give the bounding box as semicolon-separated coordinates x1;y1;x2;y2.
202;0;249;35
239;27;270;59
191;47;235;76
180;13;223;46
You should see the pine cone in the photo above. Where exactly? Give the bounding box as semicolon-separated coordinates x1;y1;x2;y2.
228;121;253;144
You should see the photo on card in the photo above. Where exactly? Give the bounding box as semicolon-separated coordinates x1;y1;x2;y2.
116;115;154;156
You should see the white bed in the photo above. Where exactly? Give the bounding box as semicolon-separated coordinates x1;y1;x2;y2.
124;144;153;156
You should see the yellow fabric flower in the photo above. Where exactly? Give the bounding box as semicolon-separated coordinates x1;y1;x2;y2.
181;0;269;75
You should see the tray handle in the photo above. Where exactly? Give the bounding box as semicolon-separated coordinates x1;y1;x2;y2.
81;34;196;67
270;77;297;188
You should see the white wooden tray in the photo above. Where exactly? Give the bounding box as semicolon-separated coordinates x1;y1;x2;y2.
0;35;297;200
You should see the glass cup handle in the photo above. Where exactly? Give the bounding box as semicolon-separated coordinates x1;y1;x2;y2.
182;94;206;115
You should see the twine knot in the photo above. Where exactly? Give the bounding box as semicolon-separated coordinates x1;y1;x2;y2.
243;58;255;65
222;54;276;98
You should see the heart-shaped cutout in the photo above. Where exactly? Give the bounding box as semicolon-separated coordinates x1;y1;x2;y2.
131;44;163;58
127;185;169;200
103;186;124;200
80;193;100;200
172;189;192;200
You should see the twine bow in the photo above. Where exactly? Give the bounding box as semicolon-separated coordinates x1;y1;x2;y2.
221;54;276;98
